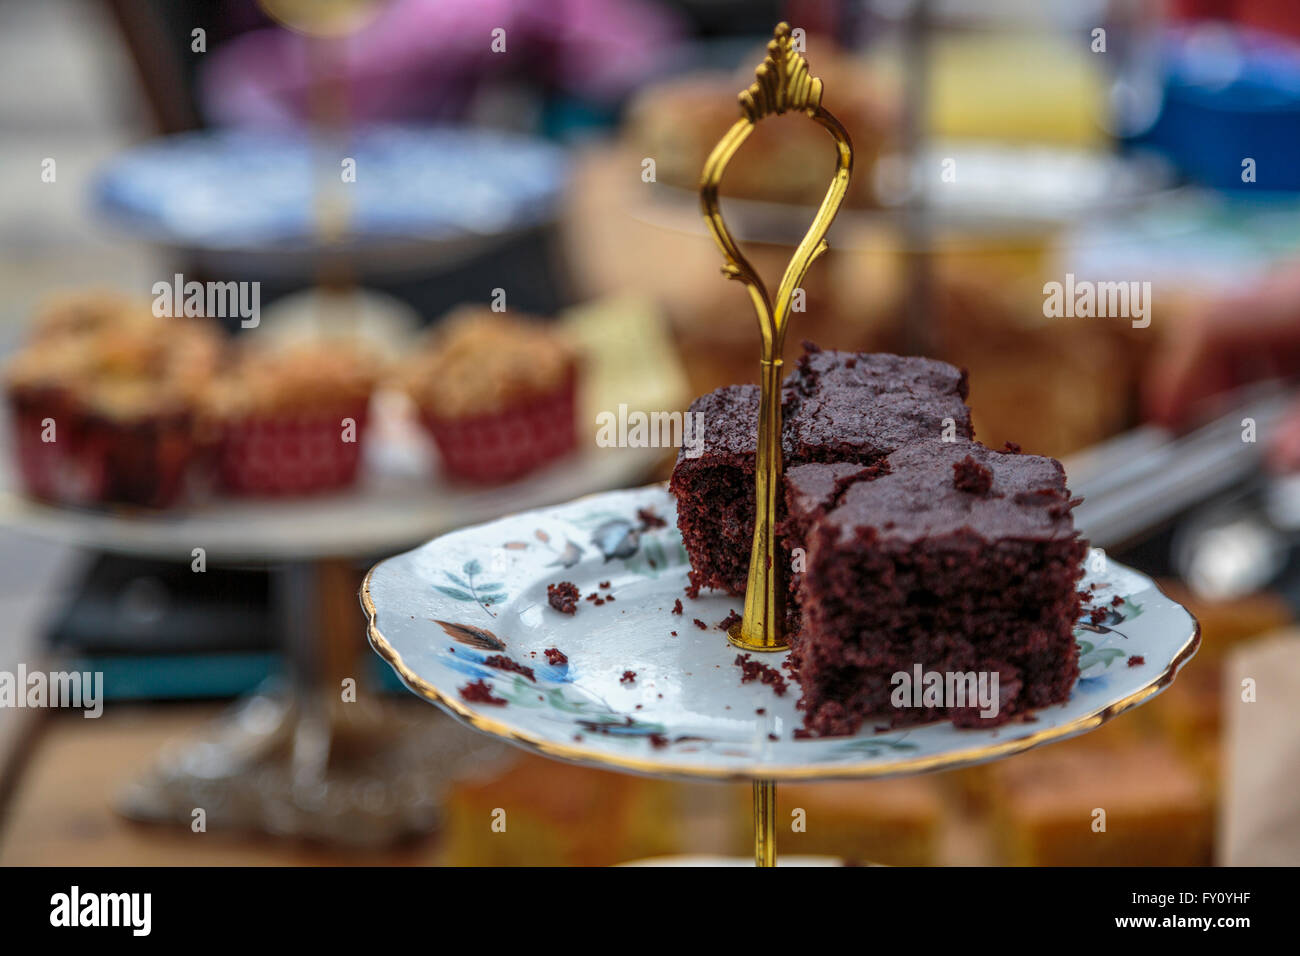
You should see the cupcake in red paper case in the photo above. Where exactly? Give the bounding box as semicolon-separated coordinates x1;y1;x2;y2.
204;342;380;496
4;341;95;502
400;308;578;483
73;378;204;508
3;309;224;508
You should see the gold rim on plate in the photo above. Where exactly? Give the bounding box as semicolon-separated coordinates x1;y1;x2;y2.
360;563;1201;782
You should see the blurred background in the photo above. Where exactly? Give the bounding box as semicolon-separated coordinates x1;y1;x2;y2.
1;0;1299;866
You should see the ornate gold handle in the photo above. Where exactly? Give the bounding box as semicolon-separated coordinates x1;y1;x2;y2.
699;23;853;653
700;25;853;366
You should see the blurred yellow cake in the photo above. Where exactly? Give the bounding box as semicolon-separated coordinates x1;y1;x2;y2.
727;777;942;866
988;742;1212;866
440;753;680;866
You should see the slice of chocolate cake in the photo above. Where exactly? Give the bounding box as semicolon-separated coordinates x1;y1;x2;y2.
779;460;886;638
669;346;972;598
667;383;767;599
790;440;1086;736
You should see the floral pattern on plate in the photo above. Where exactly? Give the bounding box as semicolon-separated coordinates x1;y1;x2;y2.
364;485;1199;780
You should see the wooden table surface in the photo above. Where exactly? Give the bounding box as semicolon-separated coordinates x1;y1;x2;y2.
0;704;448;866
0;702;994;867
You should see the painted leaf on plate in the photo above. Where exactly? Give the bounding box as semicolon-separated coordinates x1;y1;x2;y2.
433;619;506;651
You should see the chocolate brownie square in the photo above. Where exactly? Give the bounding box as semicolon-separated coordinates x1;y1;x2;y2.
779;460;885;637
669;347;972;598
790;440;1086;736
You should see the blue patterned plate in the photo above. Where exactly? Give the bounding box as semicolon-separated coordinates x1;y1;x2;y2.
95;125;567;249
363;485;1199;780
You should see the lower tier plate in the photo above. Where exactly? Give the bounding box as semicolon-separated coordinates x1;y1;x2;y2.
362;485;1199;781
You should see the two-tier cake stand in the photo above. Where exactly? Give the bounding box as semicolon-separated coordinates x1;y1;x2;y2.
362;25;1200;866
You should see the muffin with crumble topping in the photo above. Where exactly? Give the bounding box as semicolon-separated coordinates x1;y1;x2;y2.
401;307;578;483
5;339;97;503
3;299;223;507
27;290;145;341
204;341;380;496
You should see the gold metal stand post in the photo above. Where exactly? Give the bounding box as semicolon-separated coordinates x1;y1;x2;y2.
697;22;853;866
753;780;777;866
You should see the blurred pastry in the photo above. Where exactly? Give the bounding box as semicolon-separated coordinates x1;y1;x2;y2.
4;299;222;508
922;269;1137;458
440;753;680;866
204;340;379;496
987;741;1212;866
400;307;578;483
27;290;146;341
624;54;891;208
944;712;1147;811
768;777;942;866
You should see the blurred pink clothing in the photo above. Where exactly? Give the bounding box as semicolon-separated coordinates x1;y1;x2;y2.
200;0;682;127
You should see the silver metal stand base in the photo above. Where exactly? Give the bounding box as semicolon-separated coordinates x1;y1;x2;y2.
116;682;509;848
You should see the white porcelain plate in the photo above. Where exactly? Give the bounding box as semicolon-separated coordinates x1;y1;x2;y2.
363;485;1200;781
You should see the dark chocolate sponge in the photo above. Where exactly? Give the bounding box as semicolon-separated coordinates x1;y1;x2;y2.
789;441;1085;736
669;346;973;599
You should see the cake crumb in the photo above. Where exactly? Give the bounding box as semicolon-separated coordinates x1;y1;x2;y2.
672;598;683;615
543;647;567;666
649;733;669;749
734;653;789;696
717;609;742;632
459;679;506;706
547;581;579;614
636;507;667;529
598;580;611;589
620;670;637;685
483;655;535;682
1089;606;1108;624
1127;655;1145;667
1112;595;1124;606
1001;441;1022;454
693;618;708;630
